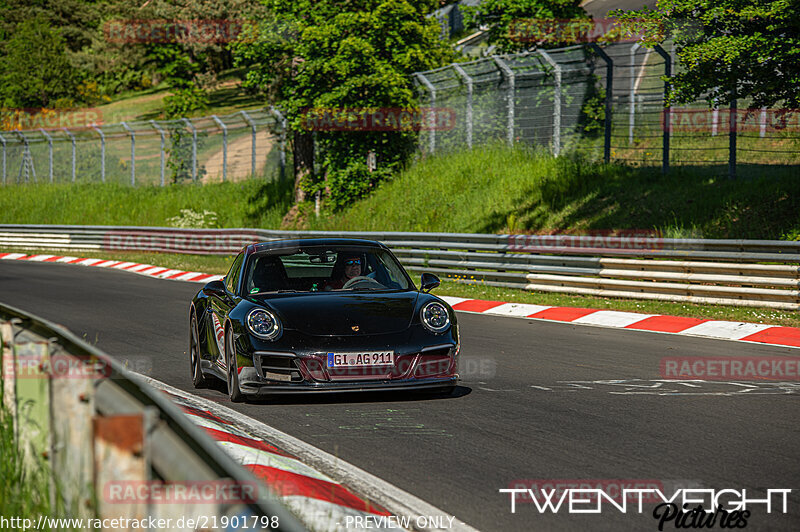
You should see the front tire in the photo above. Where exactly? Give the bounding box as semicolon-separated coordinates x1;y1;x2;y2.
226;329;245;403
189;314;208;388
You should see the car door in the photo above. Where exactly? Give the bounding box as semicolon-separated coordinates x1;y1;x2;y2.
208;252;244;370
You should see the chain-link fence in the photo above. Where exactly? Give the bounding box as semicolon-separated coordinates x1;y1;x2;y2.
0;108;288;186
413;41;800;177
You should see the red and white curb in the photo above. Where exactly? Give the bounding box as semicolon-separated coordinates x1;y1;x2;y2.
439;297;800;349
3;251;798;349
0;252;222;284
143;378;475;532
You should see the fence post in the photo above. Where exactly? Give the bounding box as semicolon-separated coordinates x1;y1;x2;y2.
452;64;473;149
729;89;737;179
240;110;257;177
590;44;613;163
629;43;640;145
538;50;562;156
150;120;166;186
759;107;767;138
211;115;227;182
38;129;54;183
492;57;515;146
270;107;287;181
654;44;671;174
182;118;197;182
92;126;106;183
16;131;36;183
415;73;437;153
61;128;77;182
0;133;6;184
121;122;135;185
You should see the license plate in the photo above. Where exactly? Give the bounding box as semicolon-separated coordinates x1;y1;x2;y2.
327;351;394;367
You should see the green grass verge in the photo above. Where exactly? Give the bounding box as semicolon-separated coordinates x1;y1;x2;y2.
306;143;800;240
0;402;54;523
3;249;796;328
0;178;293;228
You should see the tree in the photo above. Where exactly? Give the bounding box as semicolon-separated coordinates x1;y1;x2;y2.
0;15;78;107
463;0;589;54
613;0;800;108
232;0;454;209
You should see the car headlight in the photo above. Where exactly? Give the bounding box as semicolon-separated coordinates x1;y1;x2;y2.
420;301;450;333
247;308;281;340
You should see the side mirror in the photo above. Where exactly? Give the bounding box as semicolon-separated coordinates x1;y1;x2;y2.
420;273;440;293
202;280;227;298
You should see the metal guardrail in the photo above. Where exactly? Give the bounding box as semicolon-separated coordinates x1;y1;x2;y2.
1;225;798;310
0;302;305;531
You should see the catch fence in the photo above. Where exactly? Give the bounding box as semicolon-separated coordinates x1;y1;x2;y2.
413;41;800;177
0;108;288;186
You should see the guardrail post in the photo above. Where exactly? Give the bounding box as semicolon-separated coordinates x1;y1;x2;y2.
452;64;473;149
182;118;197;182
654;45;671;174
538;50;562;156
240;110;257;177
415;73;437;153
629;43;640;145
121;122;135;186
493;57;515;146
92;125;106;183
150;120;166;186
62;128;77;182
759;106;767;138
14;337;52;472
49;342;96;518
270;107;288;181
211;115;228;181
0;132;6;185
38;129;54;183
589;43;613;163
1;319;19;436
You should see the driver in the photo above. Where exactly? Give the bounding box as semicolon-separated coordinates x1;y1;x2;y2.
324;253;363;290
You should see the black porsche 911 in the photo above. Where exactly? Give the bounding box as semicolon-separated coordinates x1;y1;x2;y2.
188;239;459;402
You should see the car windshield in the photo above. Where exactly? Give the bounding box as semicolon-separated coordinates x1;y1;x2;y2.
243;245;413;294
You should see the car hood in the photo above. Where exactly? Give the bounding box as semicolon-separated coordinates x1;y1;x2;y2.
259;291;419;336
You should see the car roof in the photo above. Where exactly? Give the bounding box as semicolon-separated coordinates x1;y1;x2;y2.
249;238;388;255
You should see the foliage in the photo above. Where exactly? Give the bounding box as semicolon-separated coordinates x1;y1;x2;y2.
463;0;588;53
612;0;800;108
167;208;220;228
0;15;78;107
165;123;207;184
232;0;454;209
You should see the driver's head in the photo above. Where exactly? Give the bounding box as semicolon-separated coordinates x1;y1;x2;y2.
342;254;362;279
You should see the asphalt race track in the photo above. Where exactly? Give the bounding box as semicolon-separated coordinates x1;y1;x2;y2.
1;260;798;531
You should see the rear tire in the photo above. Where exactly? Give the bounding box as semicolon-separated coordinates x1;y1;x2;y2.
189;314;208;388
226;329;245;403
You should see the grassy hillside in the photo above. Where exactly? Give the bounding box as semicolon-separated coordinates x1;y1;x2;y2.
0;178;293;228
1;144;798;240
307;144;800;240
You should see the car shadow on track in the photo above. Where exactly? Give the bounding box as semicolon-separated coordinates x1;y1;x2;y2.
203;379;472;405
